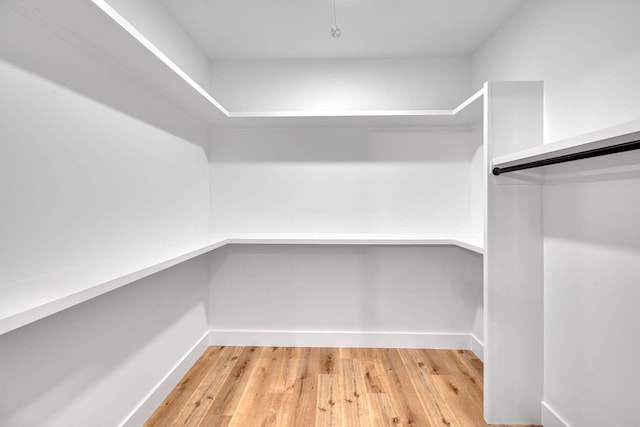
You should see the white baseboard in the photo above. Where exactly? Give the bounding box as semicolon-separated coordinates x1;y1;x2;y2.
120;331;210;427
542;401;570;427
209;329;471;349
469;334;484;362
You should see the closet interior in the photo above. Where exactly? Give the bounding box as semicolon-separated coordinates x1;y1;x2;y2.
1;1;639;426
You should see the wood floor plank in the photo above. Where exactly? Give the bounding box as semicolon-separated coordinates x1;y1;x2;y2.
405;350;493;427
171;346;244;426
145;346;542;427
440;351;485;420
279;347;302;393
144;346;225;425
382;348;443;426
359;348;386;394
339;356;375;427
315;374;338;427
195;346;260;426
366;387;400;426
287;346;320;426
227;347;285;426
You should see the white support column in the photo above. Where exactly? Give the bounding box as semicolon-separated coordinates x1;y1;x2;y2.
483;81;544;424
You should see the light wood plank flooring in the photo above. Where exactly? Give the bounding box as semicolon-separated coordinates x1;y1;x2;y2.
145;346;539;427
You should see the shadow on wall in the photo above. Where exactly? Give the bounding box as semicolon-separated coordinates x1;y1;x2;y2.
209;128;480;163
207;127;482;235
543;153;640;251
207;244;483;337
0;3;208;148
542;159;640;426
0;256;209;427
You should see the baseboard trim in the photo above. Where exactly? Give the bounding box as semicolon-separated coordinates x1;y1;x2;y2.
120;331;210;427
209;329;471;349
469;334;484;362
542;401;570;427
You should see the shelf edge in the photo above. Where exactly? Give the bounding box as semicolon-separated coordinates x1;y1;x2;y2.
492;118;640;169
0;234;483;336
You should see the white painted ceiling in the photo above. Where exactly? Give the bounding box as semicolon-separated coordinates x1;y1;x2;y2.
160;0;524;60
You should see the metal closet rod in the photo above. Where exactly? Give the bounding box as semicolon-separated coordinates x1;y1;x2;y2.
492;138;640;176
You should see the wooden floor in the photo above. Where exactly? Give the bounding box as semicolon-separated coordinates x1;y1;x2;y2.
145;346;539;427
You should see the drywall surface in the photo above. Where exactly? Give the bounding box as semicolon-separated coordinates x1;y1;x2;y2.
209;245;483;337
469;125;484;345
210;57;471;112
0;2;208;144
102;0;210;90
0;256;210;427
0;58;209;285
209;127;478;234
543;171;640;427
472;0;640;143
469;124;484;238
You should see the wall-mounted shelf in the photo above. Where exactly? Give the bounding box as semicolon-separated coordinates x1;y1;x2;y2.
0;236;227;337
224;233;483;254
3;0;487;339
0;233;482;336
218;89;484;128
492;119;640;177
7;0;483;129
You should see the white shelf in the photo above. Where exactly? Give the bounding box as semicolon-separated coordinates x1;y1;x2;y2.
224;233;483;254
218;89;484;128
11;0;483;129
492;118;640;172
0;236;228;337
4;0;486;341
0;233;482;336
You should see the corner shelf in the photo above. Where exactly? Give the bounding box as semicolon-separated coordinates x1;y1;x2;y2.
218;89;484;128
3;0;487;352
9;0;484;129
0;233;482;336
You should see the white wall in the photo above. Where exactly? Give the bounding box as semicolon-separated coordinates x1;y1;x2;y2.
469;124;485;237
103;0;210;90
470;123;484;344
210;57;471;112
0;58;209;285
0;255;209;427
543;167;640;427
473;0;640;143
209;127;479;235
0;27;212;424
0;1;209;144
209;245;482;340
474;1;640;425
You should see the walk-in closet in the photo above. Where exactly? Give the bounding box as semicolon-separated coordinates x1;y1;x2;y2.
1;1;639;426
